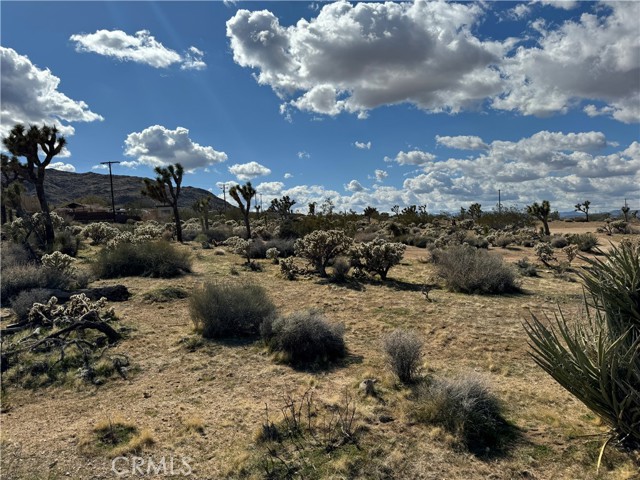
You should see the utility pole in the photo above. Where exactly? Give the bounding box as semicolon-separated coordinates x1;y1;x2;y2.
101;161;120;222
221;184;227;213
498;189;502;214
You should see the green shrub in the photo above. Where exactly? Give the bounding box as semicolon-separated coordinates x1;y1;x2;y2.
141;286;189;303
93;240;191;278
525;240;640;452
1;264;46;306
261;310;345;366
493;235;514;249
549;235;568;248
413;374;505;452
189;282;275;339
432;245;518;294
384;329;422;384
515;257;537;277
330;256;351;283
568;232;599;252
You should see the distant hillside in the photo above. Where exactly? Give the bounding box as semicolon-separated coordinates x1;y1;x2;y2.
22;169;231;210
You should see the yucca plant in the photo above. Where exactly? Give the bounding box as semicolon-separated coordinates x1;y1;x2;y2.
525;240;640;467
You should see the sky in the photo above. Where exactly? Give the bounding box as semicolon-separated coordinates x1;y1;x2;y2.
1;0;638;214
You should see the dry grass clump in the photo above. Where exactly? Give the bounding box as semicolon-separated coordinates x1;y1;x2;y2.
141;286;189;303
91;417;155;457
412;374;507;454
432;244;519;294
384;329;423;384
189;282;276;339
261;310;346;366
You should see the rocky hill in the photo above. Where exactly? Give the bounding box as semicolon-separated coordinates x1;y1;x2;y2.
22;169;230;210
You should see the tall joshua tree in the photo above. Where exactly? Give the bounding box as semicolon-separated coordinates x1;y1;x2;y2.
193;196;212;232
527;200;551;236
2;124;67;247
229;181;256;238
142;163;184;242
575;200;591;222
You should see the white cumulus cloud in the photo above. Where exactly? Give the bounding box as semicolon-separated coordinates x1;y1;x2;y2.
228;161;271;181
47;162;76;173
393;150;437;166
70;29;206;70
345;180;365;192
0;47;103;138
494;2;640;123
123;125;227;170
436;135;488;150
374;169;388;182
256;181;284;195
355;141;371;150
227;1;507;118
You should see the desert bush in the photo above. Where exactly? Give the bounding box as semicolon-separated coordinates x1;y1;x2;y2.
294;229;353;277
53;229;81;257
515;257;537;277
463;233;489;249
1;241;34;269
93;240;191;278
432;245;518;294
350;238;406;280
413;374;505;452
550;235;568;248
568;232;599;252
330;256;350;282
563;244;579;264
141;286;188;303
525;240;640;453
9;288;52;321
384;329;423;383
189;282;275;339
265;238;296;257
493;235;514;249
204;226;233;243
261;310;345;366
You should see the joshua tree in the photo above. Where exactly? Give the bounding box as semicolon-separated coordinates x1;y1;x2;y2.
142;163;184;242
468;203;482;220
621;204;630;222
2;124;67;247
363;206;378;223
391;205;400;217
229;181;256;238
308;202;317;216
268;195;296;220
575;200;591;222
527;200;551;235
193;196;212;232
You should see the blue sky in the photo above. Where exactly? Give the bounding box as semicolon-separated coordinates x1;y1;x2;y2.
1;1;638;213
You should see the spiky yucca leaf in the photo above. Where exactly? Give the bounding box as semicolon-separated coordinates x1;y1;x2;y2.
524;239;640;452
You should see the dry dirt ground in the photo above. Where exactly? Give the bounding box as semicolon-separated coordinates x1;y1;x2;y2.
1;221;639;479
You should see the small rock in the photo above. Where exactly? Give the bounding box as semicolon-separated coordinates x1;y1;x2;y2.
379;415;394;423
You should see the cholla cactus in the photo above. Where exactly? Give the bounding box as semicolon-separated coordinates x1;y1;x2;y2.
534;242;556;266
563;244;579;264
266;247;280;263
224;236;252;263
41;251;76;275
82;222;120;245
351;239;406;280
279;257;298;280
294;229;353;277
134;221;166;238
